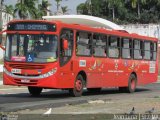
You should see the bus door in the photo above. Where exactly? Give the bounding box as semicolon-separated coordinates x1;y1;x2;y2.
75;31;95;87
59;29;74;87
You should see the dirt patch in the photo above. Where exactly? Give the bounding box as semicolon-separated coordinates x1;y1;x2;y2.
16;97;160;114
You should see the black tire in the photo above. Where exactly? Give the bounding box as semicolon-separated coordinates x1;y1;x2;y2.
28;87;43;96
87;88;101;93
119;74;137;93
69;75;84;97
127;74;137;93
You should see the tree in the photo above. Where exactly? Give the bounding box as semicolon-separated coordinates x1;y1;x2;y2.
76;0;160;24
5;5;14;15
0;0;4;31
61;6;69;15
55;0;62;12
107;0;124;21
14;0;38;19
130;0;146;18
37;0;51;19
77;3;88;14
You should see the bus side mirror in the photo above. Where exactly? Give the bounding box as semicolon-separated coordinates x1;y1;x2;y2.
63;39;68;50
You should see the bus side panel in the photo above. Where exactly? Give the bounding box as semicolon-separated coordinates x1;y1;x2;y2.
115;59;131;87
103;58;118;87
75;56;103;88
137;60;158;85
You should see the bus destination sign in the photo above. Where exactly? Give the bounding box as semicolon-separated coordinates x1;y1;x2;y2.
7;22;56;31
15;24;48;31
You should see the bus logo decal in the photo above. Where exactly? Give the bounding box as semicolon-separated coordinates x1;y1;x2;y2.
79;60;86;67
27;54;34;62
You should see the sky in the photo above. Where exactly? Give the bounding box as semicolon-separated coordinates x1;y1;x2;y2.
4;0;86;14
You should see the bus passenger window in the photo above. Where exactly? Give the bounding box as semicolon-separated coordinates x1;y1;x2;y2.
93;34;107;57
144;41;151;60
152;42;157;61
122;38;132;59
108;36;120;58
76;32;92;56
133;40;143;59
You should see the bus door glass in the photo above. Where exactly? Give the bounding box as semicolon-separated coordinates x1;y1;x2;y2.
59;29;74;74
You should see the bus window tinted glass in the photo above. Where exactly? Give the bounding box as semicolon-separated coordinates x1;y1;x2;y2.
93;34;107;57
144;41;151;60
108;36;120;58
76;32;92;56
5;34;58;63
122;38;132;59
133;40;143;59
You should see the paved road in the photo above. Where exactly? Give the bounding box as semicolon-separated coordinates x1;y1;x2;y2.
0;83;160;112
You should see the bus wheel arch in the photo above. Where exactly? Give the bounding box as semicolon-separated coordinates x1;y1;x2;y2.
77;71;87;87
119;72;137;93
128;72;137;93
69;71;87;97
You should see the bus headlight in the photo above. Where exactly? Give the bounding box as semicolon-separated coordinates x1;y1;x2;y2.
4;67;12;76
39;68;57;78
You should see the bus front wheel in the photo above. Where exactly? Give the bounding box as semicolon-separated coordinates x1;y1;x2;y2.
28;87;43;96
69;75;84;97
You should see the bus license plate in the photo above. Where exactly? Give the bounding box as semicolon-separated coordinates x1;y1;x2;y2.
21;79;30;83
11;69;21;74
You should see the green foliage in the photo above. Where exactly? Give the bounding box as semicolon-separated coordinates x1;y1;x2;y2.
5;5;14;15
14;0;38;19
61;6;69;15
36;0;51;19
77;0;160;24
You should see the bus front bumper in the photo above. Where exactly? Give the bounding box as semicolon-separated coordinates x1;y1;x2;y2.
3;67;59;88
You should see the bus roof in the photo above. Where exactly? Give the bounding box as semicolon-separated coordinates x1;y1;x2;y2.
42;15;125;31
6;18;158;42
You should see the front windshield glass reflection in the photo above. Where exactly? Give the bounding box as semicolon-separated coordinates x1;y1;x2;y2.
5;34;58;63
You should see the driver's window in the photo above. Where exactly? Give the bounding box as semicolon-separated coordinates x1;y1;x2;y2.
60;29;73;66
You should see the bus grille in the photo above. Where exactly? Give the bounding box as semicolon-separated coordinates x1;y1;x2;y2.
9;64;45;69
14;79;38;85
13;73;40;77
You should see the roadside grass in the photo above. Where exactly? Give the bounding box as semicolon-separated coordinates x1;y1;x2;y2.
0;59;3;64
0;72;3;79
154;96;160;98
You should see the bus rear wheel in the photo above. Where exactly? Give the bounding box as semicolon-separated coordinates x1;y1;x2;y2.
69;75;84;97
28;87;43;96
127;74;137;93
119;74;137;93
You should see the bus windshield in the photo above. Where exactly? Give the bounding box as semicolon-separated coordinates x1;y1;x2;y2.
5;34;58;63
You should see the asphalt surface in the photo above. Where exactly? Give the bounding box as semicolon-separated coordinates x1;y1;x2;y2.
0;82;160;112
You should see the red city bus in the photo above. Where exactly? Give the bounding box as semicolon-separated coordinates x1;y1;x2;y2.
1;19;158;97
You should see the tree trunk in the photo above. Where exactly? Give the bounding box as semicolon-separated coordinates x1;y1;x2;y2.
137;0;140;18
0;0;2;31
112;8;115;21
